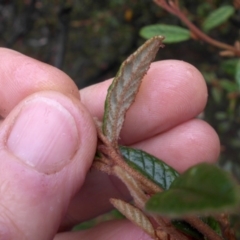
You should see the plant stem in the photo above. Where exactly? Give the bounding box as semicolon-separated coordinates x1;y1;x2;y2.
113;166;190;240
95;122;162;194
185;217;223;240
153;0;240;56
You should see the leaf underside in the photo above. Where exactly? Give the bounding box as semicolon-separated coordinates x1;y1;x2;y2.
145;163;240;217
120;145;179;190
102;36;164;147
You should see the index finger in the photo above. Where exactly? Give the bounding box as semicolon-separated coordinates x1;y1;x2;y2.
81;60;208;145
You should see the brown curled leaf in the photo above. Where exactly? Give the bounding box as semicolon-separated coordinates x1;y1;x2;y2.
102;36;164;148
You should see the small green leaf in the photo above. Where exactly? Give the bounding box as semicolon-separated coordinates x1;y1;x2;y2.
140;24;191;43
119;146;179;190
202;5;234;31
235;59;240;90
145;163;240;217
102;36;164;147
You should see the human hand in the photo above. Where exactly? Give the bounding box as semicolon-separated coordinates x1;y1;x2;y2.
0;48;220;240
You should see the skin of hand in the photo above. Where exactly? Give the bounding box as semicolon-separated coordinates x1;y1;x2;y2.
0;48;220;240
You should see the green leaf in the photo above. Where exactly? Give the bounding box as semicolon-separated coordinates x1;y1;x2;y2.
235;59;240;90
219;79;238;92
145;163;240;217
119;146;179;190
140;24;191;43
102;36;164;147
202;5;234;31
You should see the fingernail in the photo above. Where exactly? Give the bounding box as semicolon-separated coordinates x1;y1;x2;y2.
7;97;79;174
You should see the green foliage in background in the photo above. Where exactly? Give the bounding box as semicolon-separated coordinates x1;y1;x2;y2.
140;24;191;43
202;5;235;32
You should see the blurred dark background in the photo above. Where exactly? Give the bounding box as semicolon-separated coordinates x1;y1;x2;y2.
1;0;233;88
1;0;240;180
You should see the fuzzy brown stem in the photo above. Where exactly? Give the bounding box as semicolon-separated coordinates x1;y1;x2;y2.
113;165;148;208
109;146;162;194
153;0;240;56
95;121;162;194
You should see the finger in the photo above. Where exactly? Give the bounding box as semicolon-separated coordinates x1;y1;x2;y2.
60;169;130;230
0;91;96;239
0;48;79;118
81;60;208;144
61;119;220;228
132;119;220;172
55;220;151;240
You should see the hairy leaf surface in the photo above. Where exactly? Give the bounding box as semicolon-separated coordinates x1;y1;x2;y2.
145;163;240;217
102;36;164;147
120;146;179;190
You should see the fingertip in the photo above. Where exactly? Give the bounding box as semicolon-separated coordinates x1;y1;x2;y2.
147;60;208;110
134;119;220;173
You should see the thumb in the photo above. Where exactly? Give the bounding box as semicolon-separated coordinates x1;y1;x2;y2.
0;91;96;239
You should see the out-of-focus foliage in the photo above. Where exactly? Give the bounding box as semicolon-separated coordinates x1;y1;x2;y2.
202;5;235;32
0;0;162;88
